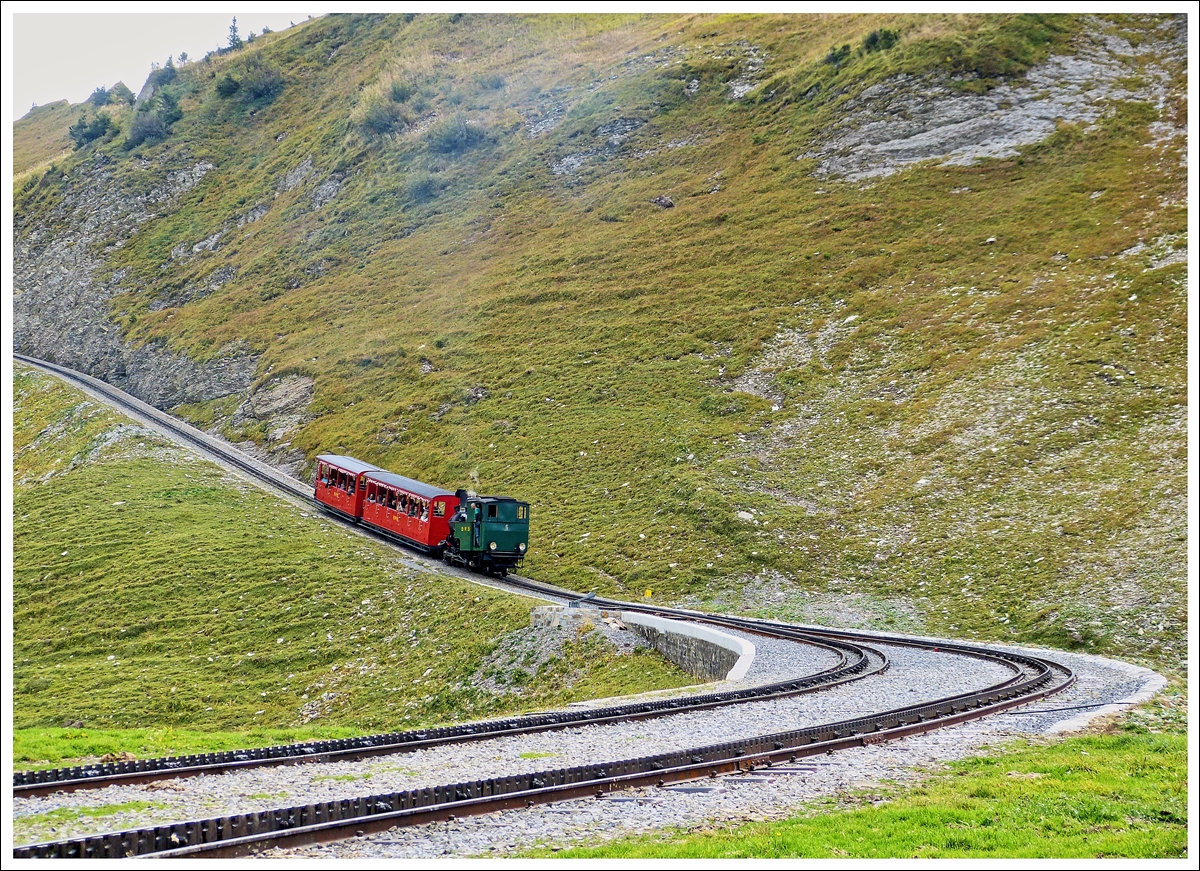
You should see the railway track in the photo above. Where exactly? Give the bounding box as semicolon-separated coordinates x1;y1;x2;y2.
14;629;884;799
12;354;1076;858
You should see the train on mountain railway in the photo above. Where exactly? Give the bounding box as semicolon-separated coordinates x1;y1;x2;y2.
312;454;530;576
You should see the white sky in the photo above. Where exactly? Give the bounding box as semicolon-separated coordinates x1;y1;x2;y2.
8;7;317;116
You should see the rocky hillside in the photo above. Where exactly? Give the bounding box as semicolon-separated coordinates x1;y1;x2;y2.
13;13;1187;665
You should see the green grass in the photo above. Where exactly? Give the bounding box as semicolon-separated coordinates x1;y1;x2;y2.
12;367;693;765
530;689;1188;859
13;100;77;178
19;801;165;827
11;725;365;769
15;800;170;848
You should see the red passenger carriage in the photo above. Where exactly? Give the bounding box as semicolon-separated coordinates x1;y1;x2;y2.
314;454;381;521
313;454;461;554
360;471;458;553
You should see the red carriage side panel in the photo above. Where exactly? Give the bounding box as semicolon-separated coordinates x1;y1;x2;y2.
314;454;382;521
360;471;458;551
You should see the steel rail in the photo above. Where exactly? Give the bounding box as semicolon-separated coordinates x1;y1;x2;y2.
14;642;882;798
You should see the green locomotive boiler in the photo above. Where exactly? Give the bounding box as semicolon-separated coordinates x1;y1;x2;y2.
442;489;530;576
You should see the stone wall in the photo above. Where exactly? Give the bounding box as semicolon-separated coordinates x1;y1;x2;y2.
619;612;754;682
529;606;755;682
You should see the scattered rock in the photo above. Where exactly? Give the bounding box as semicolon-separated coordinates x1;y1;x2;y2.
311;174;345;209
237;203;270;227
524;100;567;137
13;155;258;410
278;156;313;193
650;195;674;209
592;117;644;145
100;751;136;763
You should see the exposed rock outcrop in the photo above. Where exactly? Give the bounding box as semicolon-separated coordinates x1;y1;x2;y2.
803;16;1186;181
13;153;259;410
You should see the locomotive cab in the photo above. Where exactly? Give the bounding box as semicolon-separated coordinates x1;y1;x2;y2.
443;492;530;576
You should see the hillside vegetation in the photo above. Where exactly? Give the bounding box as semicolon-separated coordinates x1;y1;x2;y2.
13;12;1186;675
13;101;75;177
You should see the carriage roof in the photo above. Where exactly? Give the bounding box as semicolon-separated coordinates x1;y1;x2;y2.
365;470;455;500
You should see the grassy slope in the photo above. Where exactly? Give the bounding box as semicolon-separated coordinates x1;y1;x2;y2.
13;100;75;177
12;366;692;765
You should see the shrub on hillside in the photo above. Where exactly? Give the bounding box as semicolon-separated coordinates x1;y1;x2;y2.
214;60;284;104
126;112;168;147
216;74;241;97
390;79;415;103
241;59;284;100
146;58;177;90
352;71;423;138
405;171;440;203
352;89;413;137
861;28;900;54
362;99;408;135
824;43;852;66
68;113;114;148
125;90;181;148
88;87;110;108
425;114;488;153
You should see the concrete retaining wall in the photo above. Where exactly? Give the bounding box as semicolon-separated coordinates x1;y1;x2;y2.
620;612;755;682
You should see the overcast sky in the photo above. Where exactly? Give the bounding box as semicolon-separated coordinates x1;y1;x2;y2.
9;8;316;116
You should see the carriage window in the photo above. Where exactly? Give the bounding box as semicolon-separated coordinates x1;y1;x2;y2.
387;490;397;510
433;503;445;518
487;504;498;519
518;505;528;520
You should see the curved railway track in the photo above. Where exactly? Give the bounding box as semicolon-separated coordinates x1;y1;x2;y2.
12;354;1076;859
15;628;884;798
